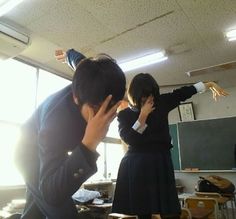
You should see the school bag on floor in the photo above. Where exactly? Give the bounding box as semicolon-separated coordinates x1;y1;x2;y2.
196;175;235;194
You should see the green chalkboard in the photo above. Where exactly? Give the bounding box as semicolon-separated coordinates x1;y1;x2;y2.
169;124;180;170
177;116;236;170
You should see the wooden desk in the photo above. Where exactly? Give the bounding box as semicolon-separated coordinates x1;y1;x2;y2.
86;203;112;209
76;203;112;219
216;196;230;205
194;194;230;218
86;203;112;216
189;208;213;219
176;185;185;194
178;193;194;206
109;213;138;219
178;193;194;201
222;192;236;206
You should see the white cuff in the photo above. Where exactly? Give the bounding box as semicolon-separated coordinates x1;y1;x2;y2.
132;120;147;134
194;82;206;93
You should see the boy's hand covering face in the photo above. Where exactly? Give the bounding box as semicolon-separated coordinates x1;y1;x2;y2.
82;95;121;151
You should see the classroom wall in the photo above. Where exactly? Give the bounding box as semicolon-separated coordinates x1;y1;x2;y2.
167;83;236;193
168;85;236;124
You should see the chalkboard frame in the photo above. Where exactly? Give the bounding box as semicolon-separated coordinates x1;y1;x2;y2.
177;116;236;171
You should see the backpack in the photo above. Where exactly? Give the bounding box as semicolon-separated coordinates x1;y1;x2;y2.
196;175;235;194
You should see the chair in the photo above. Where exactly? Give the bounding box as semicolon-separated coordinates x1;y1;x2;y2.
221;192;236;219
108;214;161;219
108;213;138;219
185;197;218;219
151;215;161;219
181;208;192;219
195;192;229;218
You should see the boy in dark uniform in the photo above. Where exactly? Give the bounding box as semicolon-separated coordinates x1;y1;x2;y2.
15;49;126;219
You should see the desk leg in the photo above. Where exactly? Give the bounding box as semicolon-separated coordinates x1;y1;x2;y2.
230;194;236;219
230;200;236;219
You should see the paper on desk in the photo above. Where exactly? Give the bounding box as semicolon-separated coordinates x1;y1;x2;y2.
72;188;101;203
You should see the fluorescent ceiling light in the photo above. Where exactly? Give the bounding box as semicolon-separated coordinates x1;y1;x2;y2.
0;0;23;17
225;29;236;42
118;51;168;72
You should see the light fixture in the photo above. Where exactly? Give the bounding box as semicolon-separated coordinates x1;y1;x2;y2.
0;0;24;17
118;51;168;72
225;29;236;42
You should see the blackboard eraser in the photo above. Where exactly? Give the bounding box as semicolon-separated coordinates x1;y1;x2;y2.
191;168;200;172
232;167;236;171
183;168;192;172
183;168;199;172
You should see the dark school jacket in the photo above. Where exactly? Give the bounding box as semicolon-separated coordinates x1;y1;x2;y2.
118;85;197;152
15;50;99;206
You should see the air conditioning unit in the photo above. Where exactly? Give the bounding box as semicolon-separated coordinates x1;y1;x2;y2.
0;22;30;60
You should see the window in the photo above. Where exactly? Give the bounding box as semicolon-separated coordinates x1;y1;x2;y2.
87;143;105;182
106;118;126;179
86;140;125;182
106;117;119;138
0;59;37;124
37;69;71;106
0;122;24;186
87;118;126;182
0;59;71;186
106;142;125;179
0;59;37;186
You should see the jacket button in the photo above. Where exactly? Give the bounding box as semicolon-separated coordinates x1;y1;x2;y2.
73;173;79;178
78;168;84;174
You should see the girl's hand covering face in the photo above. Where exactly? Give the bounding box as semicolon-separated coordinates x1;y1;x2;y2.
140;95;155;117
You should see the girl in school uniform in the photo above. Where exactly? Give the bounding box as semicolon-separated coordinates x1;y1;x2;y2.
112;73;228;219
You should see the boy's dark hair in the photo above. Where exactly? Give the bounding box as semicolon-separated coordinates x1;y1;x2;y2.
128;73;160;110
72;57;126;108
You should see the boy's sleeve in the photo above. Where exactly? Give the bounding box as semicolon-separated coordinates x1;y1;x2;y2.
38;126;99;206
66;49;86;71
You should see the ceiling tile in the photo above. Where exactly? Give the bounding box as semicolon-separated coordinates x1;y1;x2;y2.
3;0;61;26
76;0;177;33
26;0;114;51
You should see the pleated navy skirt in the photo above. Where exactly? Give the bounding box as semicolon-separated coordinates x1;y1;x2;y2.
112;150;180;216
